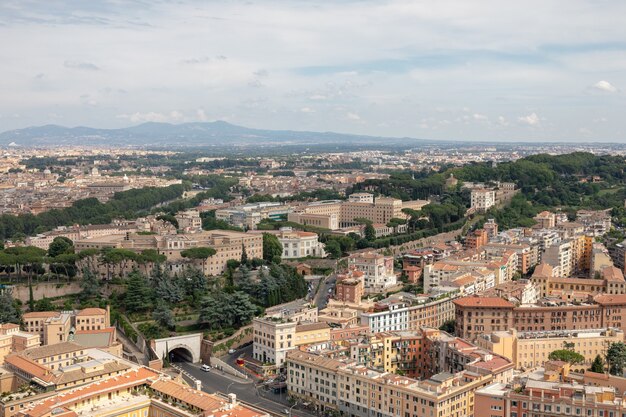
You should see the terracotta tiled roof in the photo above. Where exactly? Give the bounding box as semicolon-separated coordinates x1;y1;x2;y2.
594;294;626;305
150;379;225;411
453;296;514;308
296;322;330;332
23;311;60;319
603;266;625;282
22;341;84;360
23;367;159;417
76;307;106;316
4;354;51;380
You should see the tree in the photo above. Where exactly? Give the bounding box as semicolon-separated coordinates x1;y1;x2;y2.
180;247;216;272
124;270;152;313
262;233;283;263
590;355;605;373
28;284;35;311
34;297;55;312
153;303;176;330
80;267;101;300
0;291;21;324
48;236;74;258
156;214;179;229
364;223;376;241
241;243;248;265
607;342;626;375
198;295;224;328
439;320;456;334
324;240;342;259
227;291;257;327
548;349;585;365
151;264;184;305
101;248;138;278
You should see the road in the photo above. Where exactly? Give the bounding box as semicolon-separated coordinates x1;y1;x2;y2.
314;274;336;309
178;361;315;417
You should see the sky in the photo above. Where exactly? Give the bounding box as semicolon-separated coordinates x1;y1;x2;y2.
1;0;626;142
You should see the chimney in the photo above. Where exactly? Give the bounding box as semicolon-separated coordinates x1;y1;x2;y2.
228;393;237;406
195;380;202;391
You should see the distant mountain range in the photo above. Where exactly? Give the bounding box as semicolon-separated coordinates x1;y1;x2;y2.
0;121;430;147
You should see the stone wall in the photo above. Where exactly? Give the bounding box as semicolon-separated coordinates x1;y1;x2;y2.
10;282;82;302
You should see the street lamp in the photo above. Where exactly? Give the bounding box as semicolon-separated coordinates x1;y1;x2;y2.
227;382;235;395
288;401;298;417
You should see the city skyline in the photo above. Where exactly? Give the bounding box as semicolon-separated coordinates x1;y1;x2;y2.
1;0;626;142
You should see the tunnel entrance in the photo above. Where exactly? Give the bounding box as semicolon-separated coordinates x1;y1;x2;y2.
169;346;194;363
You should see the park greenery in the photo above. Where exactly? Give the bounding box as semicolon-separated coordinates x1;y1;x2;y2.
0;184;185;241
548;349;585;365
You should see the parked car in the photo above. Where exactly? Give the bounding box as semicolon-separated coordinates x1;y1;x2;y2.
201;364;211;372
228;349;236;354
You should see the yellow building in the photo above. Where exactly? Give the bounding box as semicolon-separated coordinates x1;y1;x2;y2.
476;328;623;371
294;322;331;346
0;324;40;363
287;349;493;417
22;307;111;346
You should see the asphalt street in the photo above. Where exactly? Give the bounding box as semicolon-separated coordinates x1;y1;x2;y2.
314;275;336;309
178;362;315;417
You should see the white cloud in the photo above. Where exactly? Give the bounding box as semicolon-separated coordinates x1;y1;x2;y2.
117;111;185;123
592;80;618;93
346;112;361;121
300;107;315;113
518;112;541;126
497;116;509;126
64;60;100;71
473;113;488;121
196;109;208;121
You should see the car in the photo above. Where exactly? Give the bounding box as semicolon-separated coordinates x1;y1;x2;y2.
228;349;236;354
200;364;211;372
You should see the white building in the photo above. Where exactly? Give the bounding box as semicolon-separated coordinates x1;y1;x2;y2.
348;252;397;294
543;239;573;277
470;189;496;212
276;228;325;259
347;193;374;203
175;210;202;232
252;302;320;368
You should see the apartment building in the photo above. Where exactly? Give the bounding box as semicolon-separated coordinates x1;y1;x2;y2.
288;193;428;230
0;324;40;363
423;251;516;292
531;262;626;300
475;362;626;417
591;242;614;278
287;349;494;417
174;209;202;231
455;293;626;341
335;270;365;304
577;209;612;236
470;188;496;212
348;252;397;294
215;202;292;230
543;239;573;277
533;211;557;229
252;301;319;368
482;242;537;275
476;327;623;370
360;292;457;333
22;307;110;346
465;228;488;249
